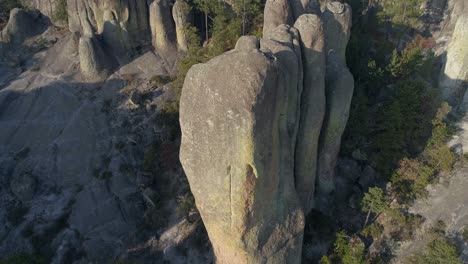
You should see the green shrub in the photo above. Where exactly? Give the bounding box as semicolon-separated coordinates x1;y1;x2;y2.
0;0;23;27
391;158;433;202
53;0;68;23
176;192;196;218
150;75;172;87
412;237;462;264
332;230;365;264
319;256;332;264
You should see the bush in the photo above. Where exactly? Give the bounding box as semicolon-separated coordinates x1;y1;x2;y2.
53;0;68;23
332;230;366;264
412;237;462;264
150;75;172;87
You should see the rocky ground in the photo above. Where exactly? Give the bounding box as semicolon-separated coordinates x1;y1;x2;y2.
393;163;468;263
0;23;211;264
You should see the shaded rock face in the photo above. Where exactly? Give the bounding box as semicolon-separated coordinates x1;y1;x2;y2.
0;8;49;46
180;1;354;262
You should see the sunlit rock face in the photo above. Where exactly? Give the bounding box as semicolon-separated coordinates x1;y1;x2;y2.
439;9;468;104
180;1;354;262
23;0;191;80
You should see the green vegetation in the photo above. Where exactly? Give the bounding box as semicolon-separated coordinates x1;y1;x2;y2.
361;187;388;226
169;0;263;107
377;0;425;29
328;0;464;262
411;236;462;264
176;192;196;218
331;230;365;264
53;0;68;23
0;0;23;28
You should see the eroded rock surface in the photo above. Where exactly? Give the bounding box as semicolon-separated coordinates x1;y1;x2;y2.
180;1;355;262
180;36;305;264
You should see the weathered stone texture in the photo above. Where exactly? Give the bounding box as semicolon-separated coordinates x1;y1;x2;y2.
180;36;305;264
180;1;355;262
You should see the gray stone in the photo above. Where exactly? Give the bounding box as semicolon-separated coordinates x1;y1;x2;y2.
150;0;177;63
0;8;48;45
293;14;326;213
78;36;115;81
317;50;354;202
263;0;294;37
180;36;305;264
10;173;36;202
173;0;191;52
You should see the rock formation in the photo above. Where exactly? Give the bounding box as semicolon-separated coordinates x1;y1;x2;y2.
21;0;193;80
150;0;178;65
180;35;305;263
180;1;354;262
316;2;353;207
439;5;468;104
0;8;48;46
173;0;190;52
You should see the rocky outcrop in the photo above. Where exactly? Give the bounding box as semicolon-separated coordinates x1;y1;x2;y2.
23;0;56;20
78;36;116;81
0;8;48;46
439;5;468;104
315;2;353;206
173;0;190;52
181;35;305;263
180;1;354;262
293;14;326;213
9;0;192;79
150;0;177;62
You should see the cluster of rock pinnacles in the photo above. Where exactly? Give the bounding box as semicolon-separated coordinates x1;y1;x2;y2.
1;0;190;80
179;0;354;263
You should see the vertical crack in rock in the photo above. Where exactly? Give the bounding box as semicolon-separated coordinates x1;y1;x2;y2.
178;0;354;263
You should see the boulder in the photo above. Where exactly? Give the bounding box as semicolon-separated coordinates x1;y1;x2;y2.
263;0;294;37
180;36;305;263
